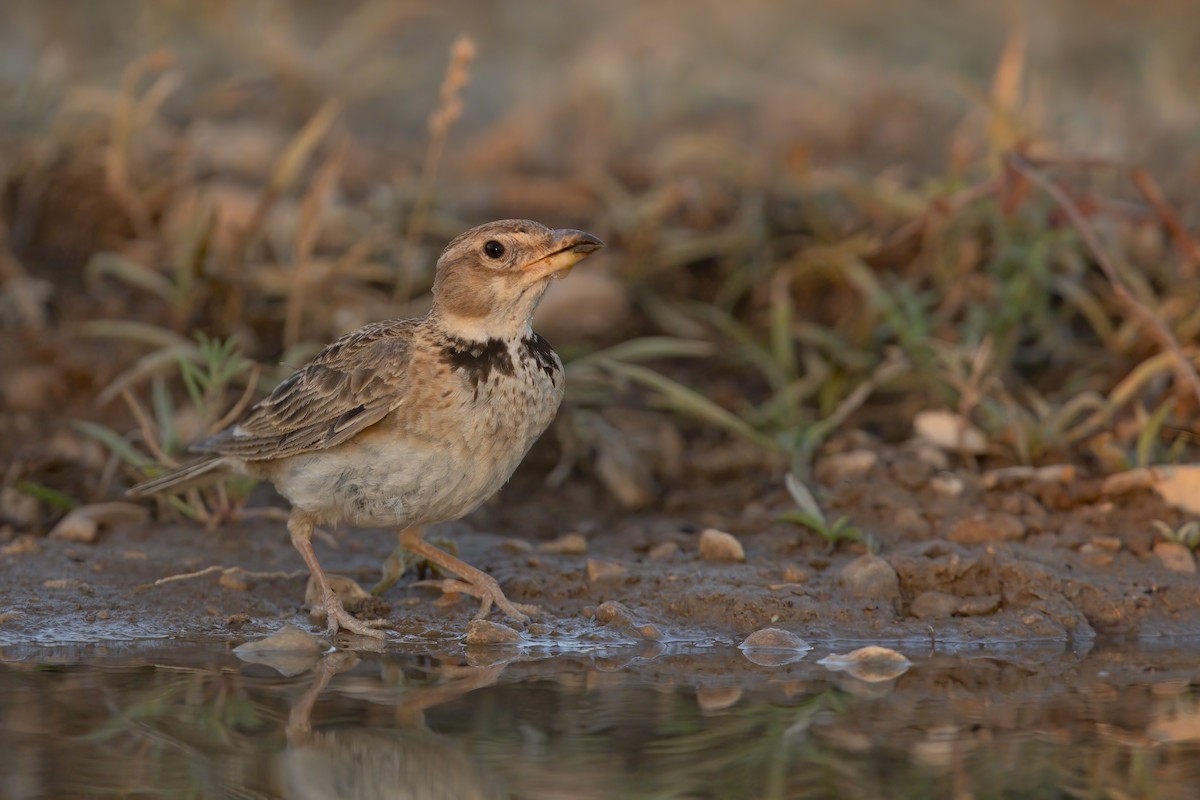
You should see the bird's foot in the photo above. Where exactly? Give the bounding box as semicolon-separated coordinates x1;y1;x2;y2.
323;597;388;640
418;576;544;625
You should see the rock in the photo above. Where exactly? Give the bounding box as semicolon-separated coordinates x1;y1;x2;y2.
956;594;1001;616
1090;535;1123;552
839;554;900;601
947;513;1027;544
586;558;628;582
219;573;249;592
465;619;521;645
982;464;1076;489
739;627;811;651
698;528;745;562
818;646;911;682
306;574;370;617
647;541;679;560
894;508;932;538
501;538;533;553
910;591;961;619
1153;542;1197;574
815;449;878;484
538;532;588;555
928;474;965;497
695;686;743;711
913;410;988;454
593;600;635;628
233;624;323;677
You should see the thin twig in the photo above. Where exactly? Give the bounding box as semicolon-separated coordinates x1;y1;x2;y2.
136;565;305;591
1007;153;1200;410
1132;169;1200;277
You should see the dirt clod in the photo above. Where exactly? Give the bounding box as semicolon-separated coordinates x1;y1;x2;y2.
1152;542;1197;574
839;554;900;601
947;513;1027;544
587;558;628;582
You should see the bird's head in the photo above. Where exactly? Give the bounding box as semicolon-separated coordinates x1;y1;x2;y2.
430;219;604;341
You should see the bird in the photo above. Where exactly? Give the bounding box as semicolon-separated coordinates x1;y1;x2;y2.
128;219;604;639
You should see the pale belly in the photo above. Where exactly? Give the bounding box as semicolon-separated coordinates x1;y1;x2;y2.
258;358;563;528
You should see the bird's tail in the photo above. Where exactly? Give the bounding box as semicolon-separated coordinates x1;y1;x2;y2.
127;457;229;497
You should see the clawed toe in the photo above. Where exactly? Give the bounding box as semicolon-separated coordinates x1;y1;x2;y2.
415;577;543;625
324;603;389;639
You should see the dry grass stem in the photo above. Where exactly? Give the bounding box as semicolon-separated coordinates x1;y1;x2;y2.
1007;152;1200;415
397;34;476;302
135;565;305;591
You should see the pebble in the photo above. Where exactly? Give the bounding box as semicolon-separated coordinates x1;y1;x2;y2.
465;619;522;645
1153;542;1197;574
538;532;588;555
699;528;746;563
947;512;1027;544
48;502;148;543
501;538;533;553
739;627;811;651
307;574;370;615
586;558;628;582
647;541;679;560
219;573;249;592
1090;535;1123;552
928;474;965;497
839;554;900;601
818;646;911;682
913;410;989;454
815;449;878;484
232;624;322;677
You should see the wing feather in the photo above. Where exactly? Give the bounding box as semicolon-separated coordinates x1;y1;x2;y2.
191;319;417;460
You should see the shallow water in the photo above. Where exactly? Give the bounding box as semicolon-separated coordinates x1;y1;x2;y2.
3;639;1200;799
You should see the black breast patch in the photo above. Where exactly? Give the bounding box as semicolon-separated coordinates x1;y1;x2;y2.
522;333;560;379
440;336;515;388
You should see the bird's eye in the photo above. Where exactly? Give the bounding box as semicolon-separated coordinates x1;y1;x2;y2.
483;240;506;259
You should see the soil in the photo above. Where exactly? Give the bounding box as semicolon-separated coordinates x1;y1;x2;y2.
4;434;1199;650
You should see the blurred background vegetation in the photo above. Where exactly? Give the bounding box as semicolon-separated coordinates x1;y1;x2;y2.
2;0;1200;528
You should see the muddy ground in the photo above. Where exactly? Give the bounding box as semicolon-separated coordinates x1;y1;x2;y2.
4;432;1199;650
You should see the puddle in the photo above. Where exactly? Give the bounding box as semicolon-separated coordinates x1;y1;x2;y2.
3;640;1200;798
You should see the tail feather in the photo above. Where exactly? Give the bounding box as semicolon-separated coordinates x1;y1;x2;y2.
127;458;229;497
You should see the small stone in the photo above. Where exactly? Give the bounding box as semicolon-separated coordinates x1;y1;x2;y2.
910;591;960;619
501;538;533;553
739;627;811;651
955;594;1001;616
232;624;322;677
1090;536;1123;552
947;513;1027;544
928;474;965;497
1153;542;1197;574
587;559;628;583
538;532;588;555
699;528;745;562
593;600;634;627
894;508;932;538
695;685;743;711
226;614;251;629
96;609;110;621
647;541;679;560
307;574;370;617
43;578;88;591
839;554;900;601
219;573;249;592
49;502;148;543
0;535;38;557
1083;552;1115;567
781;564;808;583
818;646;911;682
815;449;878;484
637;624;664;641
913;410;989;454
465;619;521;645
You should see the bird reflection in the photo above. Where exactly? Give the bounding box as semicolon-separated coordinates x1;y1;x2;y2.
277;653;509;800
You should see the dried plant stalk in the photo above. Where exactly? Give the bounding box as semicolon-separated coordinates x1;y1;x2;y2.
396;34;476;302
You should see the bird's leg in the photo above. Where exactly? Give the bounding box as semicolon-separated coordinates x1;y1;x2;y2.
399;527;543;625
288;511;388;639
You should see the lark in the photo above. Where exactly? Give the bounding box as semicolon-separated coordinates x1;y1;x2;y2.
129;220;603;638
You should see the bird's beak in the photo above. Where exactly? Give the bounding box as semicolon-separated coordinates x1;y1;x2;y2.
524;229;605;281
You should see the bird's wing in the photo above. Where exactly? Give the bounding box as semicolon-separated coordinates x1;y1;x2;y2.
192;319;419;460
